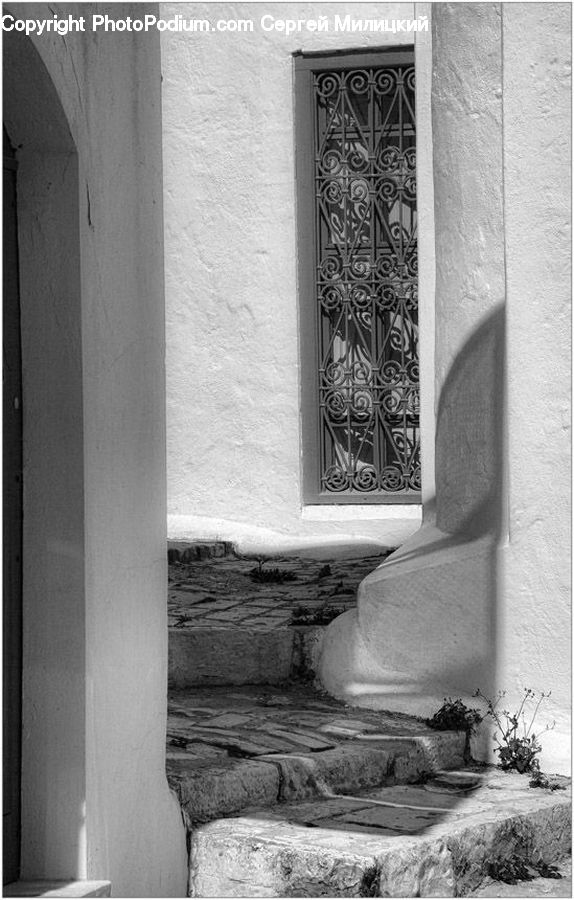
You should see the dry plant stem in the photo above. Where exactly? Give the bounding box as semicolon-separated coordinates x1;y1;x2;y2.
474;688;555;775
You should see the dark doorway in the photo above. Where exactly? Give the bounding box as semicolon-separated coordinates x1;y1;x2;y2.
3;125;23;885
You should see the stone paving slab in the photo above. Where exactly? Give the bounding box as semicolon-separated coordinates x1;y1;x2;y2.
167;684;465;823
168;684;461;739
189;771;571;897
168;552;389;631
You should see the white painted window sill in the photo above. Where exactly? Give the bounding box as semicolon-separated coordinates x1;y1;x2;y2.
4;882;111;898
301;505;422;522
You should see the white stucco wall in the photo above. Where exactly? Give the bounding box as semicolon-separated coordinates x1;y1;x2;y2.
432;2;505;540
161;2;428;549
499;2;571;774
319;3;571;774
4;4;188;894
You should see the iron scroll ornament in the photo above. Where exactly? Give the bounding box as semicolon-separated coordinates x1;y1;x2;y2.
313;63;419;495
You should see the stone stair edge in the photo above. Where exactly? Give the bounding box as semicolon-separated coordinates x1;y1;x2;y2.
167;730;467;825
168;540;235;562
187;773;571;898
168;626;325;687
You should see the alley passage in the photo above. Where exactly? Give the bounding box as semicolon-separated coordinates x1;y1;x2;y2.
165;543;571;898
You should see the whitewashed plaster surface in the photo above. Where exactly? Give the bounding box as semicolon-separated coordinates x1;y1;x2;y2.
319;3;571;774
162;1;569;771
161;1;423;548
499;2;571;774
4;4;187;894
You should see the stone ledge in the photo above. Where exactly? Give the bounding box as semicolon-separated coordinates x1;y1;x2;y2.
167;734;466;824
169;628;296;687
189;772;571;897
168;540;233;562
167;684;467;825
169;625;326;687
3;882;111;898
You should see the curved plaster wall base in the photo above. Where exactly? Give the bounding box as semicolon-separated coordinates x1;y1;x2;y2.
318;522;570;772
317;522;496;719
168;512;420;558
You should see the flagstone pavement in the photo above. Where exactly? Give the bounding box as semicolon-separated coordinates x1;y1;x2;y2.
168;549;391;631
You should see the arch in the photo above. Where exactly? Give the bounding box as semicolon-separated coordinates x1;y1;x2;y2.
3;29;86;880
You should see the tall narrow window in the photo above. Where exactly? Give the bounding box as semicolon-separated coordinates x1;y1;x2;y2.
296;50;420;503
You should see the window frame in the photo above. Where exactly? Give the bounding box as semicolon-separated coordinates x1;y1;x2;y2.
294;47;421;505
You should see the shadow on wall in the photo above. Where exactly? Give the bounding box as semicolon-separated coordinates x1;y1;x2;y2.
319;305;507;745
384;302;507;571
435;303;506;541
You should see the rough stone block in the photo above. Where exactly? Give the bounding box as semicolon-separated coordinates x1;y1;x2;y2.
188;771;571;898
377;841;455;897
391;734;466;780
446;802;572;895
168;541;232;562
169;628;295;686
292;626;325;679
262;743;396;801
190;818;379;898
167;758;280;822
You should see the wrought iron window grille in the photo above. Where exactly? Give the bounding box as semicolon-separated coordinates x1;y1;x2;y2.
296;50;420;502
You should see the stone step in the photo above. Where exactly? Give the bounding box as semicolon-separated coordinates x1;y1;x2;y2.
168;540;234;563
188;770;571;897
169;626;324;687
166;685;465;824
167;551;387;686
168;733;465;826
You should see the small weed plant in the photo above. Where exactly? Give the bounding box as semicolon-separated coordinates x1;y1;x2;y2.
291;605;344;626
528;766;566;791
428;689;562;789
426;698;483;735
249;559;296;584
488;854;562;884
426;698;482;763
474;687;555;778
